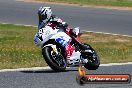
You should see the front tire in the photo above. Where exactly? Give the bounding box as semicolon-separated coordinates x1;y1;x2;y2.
42;46;67;72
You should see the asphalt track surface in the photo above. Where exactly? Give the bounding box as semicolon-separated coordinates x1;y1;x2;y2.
0;0;132;88
0;0;132;36
0;65;132;88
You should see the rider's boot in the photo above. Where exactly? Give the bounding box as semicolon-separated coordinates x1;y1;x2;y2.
80;57;88;64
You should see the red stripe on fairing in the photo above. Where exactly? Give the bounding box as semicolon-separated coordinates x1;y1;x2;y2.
65;43;74;60
76;35;81;43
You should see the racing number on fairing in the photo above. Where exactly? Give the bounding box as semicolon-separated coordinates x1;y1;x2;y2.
38;28;43;35
38;27;53;39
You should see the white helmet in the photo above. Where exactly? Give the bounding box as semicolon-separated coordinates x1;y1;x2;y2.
38;6;52;23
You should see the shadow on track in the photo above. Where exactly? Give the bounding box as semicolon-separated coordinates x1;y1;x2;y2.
20;68;78;73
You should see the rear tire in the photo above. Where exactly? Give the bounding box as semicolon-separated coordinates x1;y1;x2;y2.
84;53;100;70
81;43;100;70
42;46;67;72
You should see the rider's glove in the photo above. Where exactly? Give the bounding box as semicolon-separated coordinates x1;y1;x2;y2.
62;22;68;28
69;27;80;37
58;22;68;30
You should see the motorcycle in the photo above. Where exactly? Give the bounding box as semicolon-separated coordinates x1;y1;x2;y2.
34;25;100;72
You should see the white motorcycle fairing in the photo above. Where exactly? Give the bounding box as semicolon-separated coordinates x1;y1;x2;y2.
34;25;81;66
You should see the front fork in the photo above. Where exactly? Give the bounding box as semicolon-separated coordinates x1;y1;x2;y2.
51;45;59;54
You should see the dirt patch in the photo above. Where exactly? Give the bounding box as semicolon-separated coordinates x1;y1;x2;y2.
16;0;132;11
115;39;130;42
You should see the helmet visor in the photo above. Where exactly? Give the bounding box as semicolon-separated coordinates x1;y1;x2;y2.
38;14;47;22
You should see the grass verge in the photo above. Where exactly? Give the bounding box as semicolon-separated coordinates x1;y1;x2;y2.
0;23;132;69
35;0;132;7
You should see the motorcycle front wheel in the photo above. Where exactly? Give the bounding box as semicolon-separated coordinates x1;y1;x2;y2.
42;46;67;72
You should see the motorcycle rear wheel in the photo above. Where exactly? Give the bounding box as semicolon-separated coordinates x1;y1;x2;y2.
81;43;100;70
84;52;100;70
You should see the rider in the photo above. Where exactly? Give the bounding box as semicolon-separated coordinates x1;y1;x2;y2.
37;6;81;64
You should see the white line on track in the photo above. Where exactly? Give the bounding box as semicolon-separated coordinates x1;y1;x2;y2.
0;22;37;27
0;66;50;73
100;62;132;66
0;62;132;72
86;31;132;37
0;22;132;37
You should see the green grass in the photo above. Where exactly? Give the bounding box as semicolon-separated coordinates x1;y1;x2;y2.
0;24;47;69
81;32;132;63
0;23;132;69
36;0;132;7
